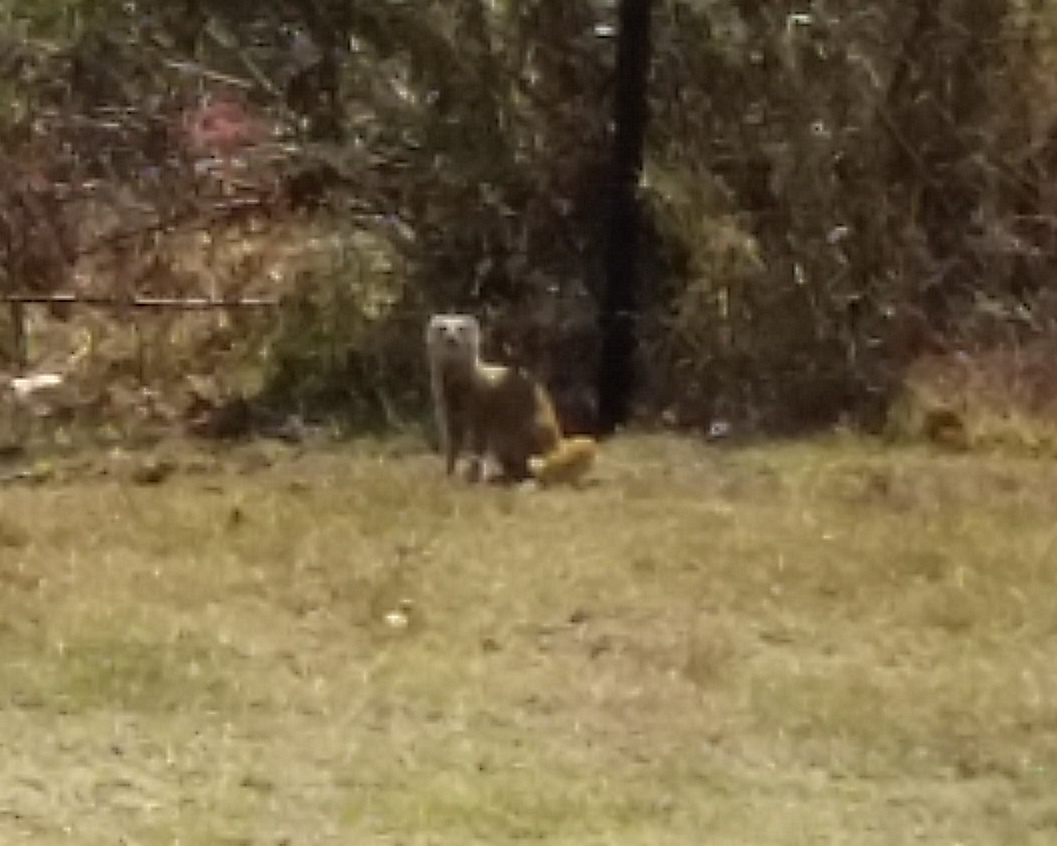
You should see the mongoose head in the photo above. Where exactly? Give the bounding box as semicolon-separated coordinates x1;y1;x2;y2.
425;313;481;370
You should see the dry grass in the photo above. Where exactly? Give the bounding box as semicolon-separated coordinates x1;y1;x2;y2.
1;432;1057;845
889;344;1057;456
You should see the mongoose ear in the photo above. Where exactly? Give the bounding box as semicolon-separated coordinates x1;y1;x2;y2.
425;314;445;347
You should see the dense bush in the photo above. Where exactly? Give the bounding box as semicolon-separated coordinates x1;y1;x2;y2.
4;0;1057;438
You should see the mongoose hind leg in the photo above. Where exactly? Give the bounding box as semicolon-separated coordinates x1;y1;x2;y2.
498;455;532;484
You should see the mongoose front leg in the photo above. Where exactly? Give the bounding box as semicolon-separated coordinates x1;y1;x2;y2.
445;414;466;476
465;416;489;483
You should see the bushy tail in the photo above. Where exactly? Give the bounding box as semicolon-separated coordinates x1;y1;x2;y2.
528;436;598;488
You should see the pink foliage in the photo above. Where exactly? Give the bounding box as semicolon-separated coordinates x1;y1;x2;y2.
182;96;268;159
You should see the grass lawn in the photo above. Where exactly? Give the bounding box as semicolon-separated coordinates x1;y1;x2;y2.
1;432;1056;845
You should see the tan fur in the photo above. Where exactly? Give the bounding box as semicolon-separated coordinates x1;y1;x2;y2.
527;435;597;487
425;313;596;485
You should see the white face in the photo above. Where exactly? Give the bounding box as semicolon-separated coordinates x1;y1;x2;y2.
426;313;480;366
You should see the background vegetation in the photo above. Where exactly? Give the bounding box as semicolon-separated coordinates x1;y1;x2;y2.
4;0;1057;442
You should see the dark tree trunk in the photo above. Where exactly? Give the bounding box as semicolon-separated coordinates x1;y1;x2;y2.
597;0;653;435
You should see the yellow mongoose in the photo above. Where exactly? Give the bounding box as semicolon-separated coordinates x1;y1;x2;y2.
425;313;597;485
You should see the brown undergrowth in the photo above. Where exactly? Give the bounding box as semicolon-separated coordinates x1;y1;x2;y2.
888;340;1057;456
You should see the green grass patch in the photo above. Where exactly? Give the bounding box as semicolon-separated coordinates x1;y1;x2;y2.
0;434;1056;844
2;630;236;714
